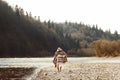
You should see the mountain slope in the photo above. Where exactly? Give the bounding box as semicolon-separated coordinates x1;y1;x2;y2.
0;0;61;57
0;0;120;57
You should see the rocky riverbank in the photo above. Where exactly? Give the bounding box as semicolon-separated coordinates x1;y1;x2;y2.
35;63;120;80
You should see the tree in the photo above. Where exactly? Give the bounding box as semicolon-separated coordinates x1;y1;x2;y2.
15;5;20;17
114;30;119;40
29;12;32;18
38;16;40;22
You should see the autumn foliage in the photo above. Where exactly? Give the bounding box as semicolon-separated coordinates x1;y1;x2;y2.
94;39;120;57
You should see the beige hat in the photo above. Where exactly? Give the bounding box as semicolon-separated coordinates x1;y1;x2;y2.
57;47;62;52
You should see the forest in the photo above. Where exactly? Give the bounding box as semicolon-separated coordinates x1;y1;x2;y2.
0;0;120;57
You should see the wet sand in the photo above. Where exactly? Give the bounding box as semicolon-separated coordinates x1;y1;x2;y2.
0;67;35;80
35;63;120;80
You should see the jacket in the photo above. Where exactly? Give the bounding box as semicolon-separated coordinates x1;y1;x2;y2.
53;50;67;64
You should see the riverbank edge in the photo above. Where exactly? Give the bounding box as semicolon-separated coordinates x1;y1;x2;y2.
35;63;120;80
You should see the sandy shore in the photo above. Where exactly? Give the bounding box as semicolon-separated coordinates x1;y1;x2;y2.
35;63;120;80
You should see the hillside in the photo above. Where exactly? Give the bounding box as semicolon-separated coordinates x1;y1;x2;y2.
0;0;61;57
0;0;120;57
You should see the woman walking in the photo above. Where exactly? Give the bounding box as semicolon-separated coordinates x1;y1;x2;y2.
53;47;68;72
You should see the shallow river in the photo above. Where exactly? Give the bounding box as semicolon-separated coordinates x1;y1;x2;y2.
1;57;120;67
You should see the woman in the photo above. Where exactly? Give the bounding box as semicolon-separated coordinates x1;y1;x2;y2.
53;47;67;72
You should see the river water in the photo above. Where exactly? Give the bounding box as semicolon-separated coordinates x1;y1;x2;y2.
0;57;120;80
1;57;120;67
